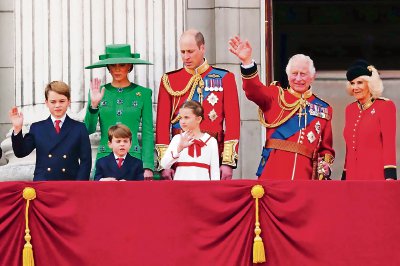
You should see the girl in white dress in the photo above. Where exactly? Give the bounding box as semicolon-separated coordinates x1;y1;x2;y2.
160;101;220;180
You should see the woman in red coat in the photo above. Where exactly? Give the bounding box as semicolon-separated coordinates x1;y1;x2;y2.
342;60;397;180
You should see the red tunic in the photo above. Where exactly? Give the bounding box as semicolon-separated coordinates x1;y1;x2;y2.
156;62;240;168
343;98;397;180
242;67;335;180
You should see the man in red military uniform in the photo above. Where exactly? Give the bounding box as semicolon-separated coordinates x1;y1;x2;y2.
156;29;240;180
229;36;334;180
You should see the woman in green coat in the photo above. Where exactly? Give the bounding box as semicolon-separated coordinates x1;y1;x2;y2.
85;44;154;179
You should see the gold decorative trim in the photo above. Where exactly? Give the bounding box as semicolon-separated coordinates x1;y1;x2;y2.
22;187;36;266
241;71;258;80
162;61;209;124
258;86;315;129
155;144;169;170
251;185;266;263
322;153;335;165
162;73;204;124
221;140;239;167
162;73;201;97
357;97;375;110
184;59;210;75
384;165;397;169
288;87;313;99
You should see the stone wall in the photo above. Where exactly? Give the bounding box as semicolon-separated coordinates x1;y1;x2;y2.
0;0;14;166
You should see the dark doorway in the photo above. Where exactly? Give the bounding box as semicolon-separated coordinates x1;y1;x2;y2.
272;0;400;87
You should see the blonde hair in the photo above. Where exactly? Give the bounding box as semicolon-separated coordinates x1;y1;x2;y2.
45;81;71;100
345;65;383;98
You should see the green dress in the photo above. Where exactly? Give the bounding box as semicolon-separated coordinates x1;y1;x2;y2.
84;83;154;170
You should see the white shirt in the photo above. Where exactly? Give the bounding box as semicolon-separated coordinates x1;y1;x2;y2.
51;114;66;128
113;153;127;167
161;132;220;180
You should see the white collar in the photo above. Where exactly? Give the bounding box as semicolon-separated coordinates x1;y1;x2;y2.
113;153;127;160
51;114;66;125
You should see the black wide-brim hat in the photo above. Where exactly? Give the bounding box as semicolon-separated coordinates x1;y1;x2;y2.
346;59;372;81
85;44;152;69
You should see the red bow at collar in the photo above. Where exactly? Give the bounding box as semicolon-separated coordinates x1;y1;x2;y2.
188;139;206;158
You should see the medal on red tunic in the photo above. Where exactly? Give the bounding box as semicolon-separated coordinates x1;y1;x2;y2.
207;93;219;106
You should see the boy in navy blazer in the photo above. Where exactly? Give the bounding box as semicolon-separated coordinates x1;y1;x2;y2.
94;124;144;181
9;81;92;181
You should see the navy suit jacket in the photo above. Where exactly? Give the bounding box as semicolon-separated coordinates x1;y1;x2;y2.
94;153;144;181
12;115;92;181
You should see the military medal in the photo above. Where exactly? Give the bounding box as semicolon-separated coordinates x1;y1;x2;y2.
309;103;330;120
210;79;215;91
207;93;219;106
315;121;321;134
208;109;218;122
216;79;223;91
205;79;210;91
307;131;316;143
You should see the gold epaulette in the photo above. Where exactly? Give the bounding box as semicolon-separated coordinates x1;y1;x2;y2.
155;144;169;171
221;140;239;167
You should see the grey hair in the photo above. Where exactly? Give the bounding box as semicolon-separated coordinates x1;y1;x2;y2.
285;54;316;76
345;65;383;98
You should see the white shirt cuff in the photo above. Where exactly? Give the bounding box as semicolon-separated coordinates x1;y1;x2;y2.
241;59;255;69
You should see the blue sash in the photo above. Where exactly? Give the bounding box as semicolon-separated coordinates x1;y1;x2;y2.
256;97;328;176
172;68;227;129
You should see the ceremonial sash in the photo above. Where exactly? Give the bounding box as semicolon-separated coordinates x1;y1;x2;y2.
256;97;328;176
172;68;227;129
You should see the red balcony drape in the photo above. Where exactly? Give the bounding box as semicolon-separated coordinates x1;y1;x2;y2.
0;180;399;266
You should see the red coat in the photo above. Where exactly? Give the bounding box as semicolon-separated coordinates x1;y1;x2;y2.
241;65;334;180
156;61;240;168
343;98;397;180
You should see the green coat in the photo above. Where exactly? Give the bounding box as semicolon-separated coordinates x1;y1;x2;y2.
84;83;154;170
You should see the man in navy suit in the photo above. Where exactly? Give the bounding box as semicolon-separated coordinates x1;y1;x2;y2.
94;124;144;181
9;81;92;181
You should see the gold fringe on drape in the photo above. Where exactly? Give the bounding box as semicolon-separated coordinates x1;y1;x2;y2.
251;185;266;263
22;187;36;266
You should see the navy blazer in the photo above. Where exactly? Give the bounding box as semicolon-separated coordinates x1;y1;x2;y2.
12;115;92;181
94;153;144;181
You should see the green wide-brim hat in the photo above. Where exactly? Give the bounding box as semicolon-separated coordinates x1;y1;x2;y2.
85;44;152;69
